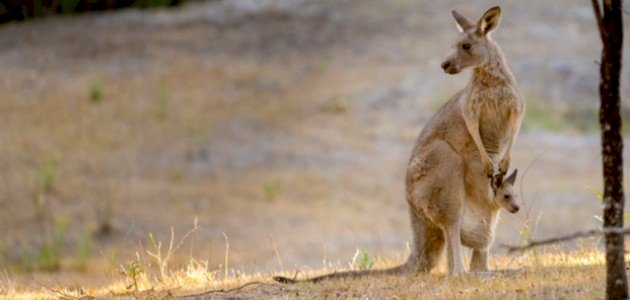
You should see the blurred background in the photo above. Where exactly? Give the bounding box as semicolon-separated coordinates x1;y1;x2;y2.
1;0;630;288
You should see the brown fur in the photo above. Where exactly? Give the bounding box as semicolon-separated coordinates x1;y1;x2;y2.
274;6;525;283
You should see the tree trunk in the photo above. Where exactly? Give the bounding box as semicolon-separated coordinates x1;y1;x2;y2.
593;0;627;299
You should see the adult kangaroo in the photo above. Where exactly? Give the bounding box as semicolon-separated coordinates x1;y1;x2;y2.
275;6;525;283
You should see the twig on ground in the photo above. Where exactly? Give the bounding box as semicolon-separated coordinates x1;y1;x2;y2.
175;281;282;299
27;275;82;299
503;227;630;253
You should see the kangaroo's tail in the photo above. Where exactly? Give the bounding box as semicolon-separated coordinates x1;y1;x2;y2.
273;260;411;284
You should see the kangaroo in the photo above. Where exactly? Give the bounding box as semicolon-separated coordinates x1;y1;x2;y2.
274;5;525;282
408;5;524;276
274;170;520;283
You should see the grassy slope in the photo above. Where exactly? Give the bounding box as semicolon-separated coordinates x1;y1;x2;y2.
1;0;630;298
1;249;612;298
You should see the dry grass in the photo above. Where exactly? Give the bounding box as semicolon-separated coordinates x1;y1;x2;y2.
1;0;630;298
0;247;615;299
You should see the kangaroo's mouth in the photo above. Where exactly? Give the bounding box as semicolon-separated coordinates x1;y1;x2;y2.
442;66;461;74
508;205;520;214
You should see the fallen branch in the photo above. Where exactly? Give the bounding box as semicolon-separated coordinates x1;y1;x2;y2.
175;281;283;299
503;227;630;253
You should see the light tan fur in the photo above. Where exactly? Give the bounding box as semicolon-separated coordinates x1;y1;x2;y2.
274;6;525;283
406;6;524;276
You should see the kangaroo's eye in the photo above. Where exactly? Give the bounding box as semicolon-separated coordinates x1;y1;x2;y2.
504;194;511;199
462;43;472;50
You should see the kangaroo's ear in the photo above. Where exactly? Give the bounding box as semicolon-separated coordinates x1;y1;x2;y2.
505;169;518;185
452;10;474;32
477;6;501;36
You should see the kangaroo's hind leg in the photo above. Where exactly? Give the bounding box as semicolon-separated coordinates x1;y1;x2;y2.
407;209;444;273
406;140;466;276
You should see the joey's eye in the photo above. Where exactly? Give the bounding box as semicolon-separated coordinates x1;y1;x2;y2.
462;44;472;50
504;194;510;199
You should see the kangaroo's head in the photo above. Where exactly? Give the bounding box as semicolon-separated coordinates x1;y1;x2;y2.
440;6;501;75
491;169;519;213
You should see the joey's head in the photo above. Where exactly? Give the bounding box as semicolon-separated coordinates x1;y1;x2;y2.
440;6;502;75
491;169;519;213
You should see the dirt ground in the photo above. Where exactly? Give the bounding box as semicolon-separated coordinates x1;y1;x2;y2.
1;0;630;293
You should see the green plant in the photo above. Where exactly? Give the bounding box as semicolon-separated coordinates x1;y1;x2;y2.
315;57;330;71
121;258;142;293
36;154;60;193
30;155;60;219
351;248;374;270
38;217;68;271
321;97;350;114
74;229;93;272
263;179;282;201
522;100;569;132
170;167;182;181
90;81;103;103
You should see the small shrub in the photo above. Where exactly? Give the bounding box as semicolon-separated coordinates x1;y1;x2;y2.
121;259;142;293
263;179;282;201
170;167;182;181
90;83;103;103
31;155;60;219
321;97;350;114
38;217;69;271
36;154;60;193
74;229;93;272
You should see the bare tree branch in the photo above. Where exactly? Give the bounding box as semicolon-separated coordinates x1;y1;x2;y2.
503;227;630;253
592;0;607;41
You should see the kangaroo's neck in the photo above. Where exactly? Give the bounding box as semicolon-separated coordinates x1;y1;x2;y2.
470;43;515;87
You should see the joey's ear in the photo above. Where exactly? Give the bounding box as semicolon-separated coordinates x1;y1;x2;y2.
477;6;501;36
452;10;474;32
491;174;502;191
505;169;518;185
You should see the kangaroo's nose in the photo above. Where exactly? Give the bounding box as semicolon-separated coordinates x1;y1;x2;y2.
510;205;520;213
441;61;451;70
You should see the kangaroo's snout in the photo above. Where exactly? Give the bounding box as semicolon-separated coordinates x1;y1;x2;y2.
508;204;520;214
441;59;460;74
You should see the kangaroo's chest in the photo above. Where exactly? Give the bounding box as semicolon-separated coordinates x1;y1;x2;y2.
470;89;520;157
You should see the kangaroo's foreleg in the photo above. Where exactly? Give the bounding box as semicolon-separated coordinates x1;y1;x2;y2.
498;111;523;176
462;103;496;177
